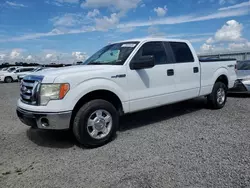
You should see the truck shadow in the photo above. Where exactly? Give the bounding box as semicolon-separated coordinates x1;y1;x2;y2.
26;129;76;149
119;97;207;132
26;97;207;148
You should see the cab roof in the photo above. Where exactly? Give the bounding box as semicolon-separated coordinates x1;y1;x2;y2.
114;37;190;44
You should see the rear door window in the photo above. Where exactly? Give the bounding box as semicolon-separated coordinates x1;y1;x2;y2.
25;68;35;71
169;42;194;63
19;68;34;72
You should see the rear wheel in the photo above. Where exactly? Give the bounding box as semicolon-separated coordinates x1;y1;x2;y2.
4;77;13;83
207;82;227;109
73;99;118;148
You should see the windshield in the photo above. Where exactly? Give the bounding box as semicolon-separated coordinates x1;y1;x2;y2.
32;67;42;72
1;68;8;71
7;68;16;72
83;42;139;65
237;61;250;70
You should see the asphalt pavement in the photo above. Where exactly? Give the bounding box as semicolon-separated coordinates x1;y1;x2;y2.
0;83;250;188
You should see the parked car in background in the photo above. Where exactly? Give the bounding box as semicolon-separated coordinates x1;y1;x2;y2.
17;67;52;81
230;60;250;93
0;66;20;73
17;38;237;147
0;67;37;83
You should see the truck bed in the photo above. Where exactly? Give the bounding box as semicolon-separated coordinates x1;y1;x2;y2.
199;58;236;62
199;58;237;96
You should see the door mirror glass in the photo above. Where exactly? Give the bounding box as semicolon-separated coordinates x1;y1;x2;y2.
130;55;155;70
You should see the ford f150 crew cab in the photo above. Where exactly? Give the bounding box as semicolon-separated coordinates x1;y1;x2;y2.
16;38;237;147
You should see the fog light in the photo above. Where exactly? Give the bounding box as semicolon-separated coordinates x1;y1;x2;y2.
41;118;49;128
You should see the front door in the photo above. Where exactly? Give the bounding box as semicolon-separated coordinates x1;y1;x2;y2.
127;41;176;112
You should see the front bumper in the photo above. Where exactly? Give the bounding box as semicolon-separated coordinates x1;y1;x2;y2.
16;107;72;130
0;76;5;82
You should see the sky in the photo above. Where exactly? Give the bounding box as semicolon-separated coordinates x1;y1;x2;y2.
0;0;249;64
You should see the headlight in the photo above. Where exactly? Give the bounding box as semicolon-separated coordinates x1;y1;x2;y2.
39;83;70;105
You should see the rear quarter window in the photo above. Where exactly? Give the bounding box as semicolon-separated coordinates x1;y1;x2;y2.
170;42;194;63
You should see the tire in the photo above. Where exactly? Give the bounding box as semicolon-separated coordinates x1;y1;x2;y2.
4;77;13;83
73;99;119;148
207;82;227;109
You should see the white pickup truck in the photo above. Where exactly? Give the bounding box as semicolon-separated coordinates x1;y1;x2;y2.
17;38;237;147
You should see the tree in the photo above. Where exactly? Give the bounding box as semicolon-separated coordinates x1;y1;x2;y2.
76;61;83;65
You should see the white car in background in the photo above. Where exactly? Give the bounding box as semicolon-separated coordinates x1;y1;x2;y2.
0;67;37;83
0;66;20;73
230;60;250;93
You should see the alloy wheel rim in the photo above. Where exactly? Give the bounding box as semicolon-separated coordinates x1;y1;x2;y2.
217;88;225;105
87;109;112;139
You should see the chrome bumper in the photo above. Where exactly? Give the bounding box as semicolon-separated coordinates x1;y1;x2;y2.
16;107;72;130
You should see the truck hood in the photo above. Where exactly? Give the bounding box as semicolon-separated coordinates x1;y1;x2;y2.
29;65;120;83
33;65;113;77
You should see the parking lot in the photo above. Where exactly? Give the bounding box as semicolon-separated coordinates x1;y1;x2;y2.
0;82;249;188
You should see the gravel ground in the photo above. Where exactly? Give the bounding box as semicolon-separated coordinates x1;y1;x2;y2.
0;82;250;188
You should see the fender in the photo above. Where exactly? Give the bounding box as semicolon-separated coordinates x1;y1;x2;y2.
212;67;229;84
64;78;129;111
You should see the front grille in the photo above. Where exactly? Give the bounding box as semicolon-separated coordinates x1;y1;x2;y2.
20;75;44;105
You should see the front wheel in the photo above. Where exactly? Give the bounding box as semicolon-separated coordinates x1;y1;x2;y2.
73;99;119;148
207;82;227;109
4;77;13;83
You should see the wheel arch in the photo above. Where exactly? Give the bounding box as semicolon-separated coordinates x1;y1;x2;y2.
213;67;229;88
215;74;229;88
70;89;124;129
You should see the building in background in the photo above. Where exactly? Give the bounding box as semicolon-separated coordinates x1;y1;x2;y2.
199;50;250;61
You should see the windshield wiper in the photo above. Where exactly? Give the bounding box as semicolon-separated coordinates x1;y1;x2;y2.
88;61;115;65
88;61;103;65
88;60;123;65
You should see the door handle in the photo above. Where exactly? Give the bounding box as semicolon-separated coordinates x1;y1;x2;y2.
167;69;174;76
193;67;199;73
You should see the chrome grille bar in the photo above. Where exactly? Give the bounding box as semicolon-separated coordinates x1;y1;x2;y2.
22;82;34;87
20;75;44;105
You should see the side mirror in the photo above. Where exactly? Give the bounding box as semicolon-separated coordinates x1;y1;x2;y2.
130;55;155;70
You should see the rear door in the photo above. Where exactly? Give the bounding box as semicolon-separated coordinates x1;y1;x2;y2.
127;41;176;112
168;42;200;100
